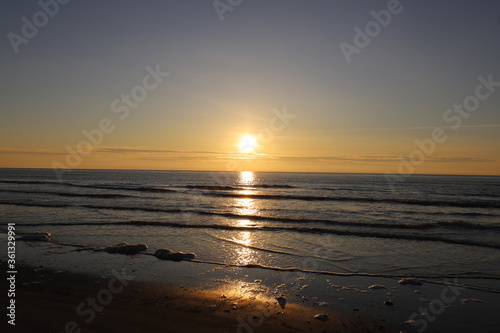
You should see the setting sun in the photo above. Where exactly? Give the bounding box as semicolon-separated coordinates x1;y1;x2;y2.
238;134;258;152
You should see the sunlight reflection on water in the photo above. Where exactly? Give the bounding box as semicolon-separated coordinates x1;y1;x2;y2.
232;171;260;265
238;171;255;186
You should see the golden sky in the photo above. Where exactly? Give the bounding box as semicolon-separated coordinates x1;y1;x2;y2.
1;1;499;176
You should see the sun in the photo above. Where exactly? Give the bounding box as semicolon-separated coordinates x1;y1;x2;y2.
238;134;258;152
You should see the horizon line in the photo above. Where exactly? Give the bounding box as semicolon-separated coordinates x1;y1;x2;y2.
0;167;498;177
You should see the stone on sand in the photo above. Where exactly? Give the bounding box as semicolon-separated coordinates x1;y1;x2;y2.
368;284;386;290
19;232;51;241
398;278;423;286
314;314;329;321
104;242;148;254
154;248;196;261
276;296;286;309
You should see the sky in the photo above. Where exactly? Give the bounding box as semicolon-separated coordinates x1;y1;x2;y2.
1;0;499;175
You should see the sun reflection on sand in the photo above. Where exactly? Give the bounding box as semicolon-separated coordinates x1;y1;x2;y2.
212;279;270;300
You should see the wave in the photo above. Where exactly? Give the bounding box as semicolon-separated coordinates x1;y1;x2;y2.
14;219;500;250
0;180;176;194
189;260;500;292
0;180;65;186
208;234;354;263
180;184;297;190
104;186;176;193
182;185;241;191
440;192;500;199
209;235;299;257
417;211;498;217
202;192;500;208
198;211;500;231
0;179;75;187
2;200;499;232
0;189;136;199
0;201;183;213
249;184;296;189
321;186;500;199
6;227;499;291
320;187;391;195
0;180;296;193
3;179;497;208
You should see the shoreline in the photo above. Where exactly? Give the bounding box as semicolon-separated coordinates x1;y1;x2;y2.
1;263;400;333
2;238;500;332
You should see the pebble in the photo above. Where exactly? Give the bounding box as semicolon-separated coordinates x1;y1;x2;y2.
368;284;386;290
314;314;329;321
398;278;422;286
276;296;287;309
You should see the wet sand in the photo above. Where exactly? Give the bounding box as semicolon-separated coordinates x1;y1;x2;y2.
2;264;399;333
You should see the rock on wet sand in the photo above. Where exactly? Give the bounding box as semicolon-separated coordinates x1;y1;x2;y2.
314;314;329;321
276;296;286;309
104;242;148;254
19;232;51;241
460;299;487;305
398;278;422;286
154;248;196;261
368;284;386;290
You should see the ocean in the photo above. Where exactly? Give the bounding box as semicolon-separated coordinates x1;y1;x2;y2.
1;168;499;287
3;168;500;331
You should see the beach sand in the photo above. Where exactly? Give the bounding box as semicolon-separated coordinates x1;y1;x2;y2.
2;264;400;333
